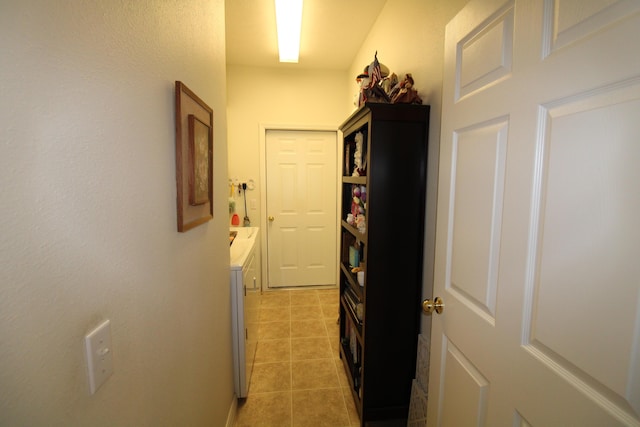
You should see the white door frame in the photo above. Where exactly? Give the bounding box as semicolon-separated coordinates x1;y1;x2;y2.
258;123;341;291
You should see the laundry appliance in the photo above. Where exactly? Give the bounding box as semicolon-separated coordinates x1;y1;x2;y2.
229;226;261;398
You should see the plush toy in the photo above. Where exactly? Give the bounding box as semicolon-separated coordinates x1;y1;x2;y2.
355;214;366;233
351;185;365;217
354;68;371;107
353;132;364;176
390;73;423;104
380;72;398;96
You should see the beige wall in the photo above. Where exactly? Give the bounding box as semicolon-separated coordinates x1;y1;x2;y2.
349;0;469;332
0;1;234;426
226;65;349;234
227;1;469;308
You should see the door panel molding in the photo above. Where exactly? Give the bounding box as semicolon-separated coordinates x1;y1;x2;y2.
522;76;640;417
543;0;640;56
456;0;515;101
440;337;490;426
448;117;509;322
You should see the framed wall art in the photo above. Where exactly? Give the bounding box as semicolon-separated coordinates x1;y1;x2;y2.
175;81;214;232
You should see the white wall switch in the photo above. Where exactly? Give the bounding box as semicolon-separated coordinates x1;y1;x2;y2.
84;319;113;395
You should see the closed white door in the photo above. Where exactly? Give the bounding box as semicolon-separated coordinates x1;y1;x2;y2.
265;130;337;288
428;0;640;425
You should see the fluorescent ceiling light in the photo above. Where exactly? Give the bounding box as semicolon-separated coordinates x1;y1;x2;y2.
275;0;303;63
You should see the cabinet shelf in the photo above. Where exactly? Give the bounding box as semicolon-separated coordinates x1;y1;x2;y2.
339;343;363;412
340;295;363;338
343;176;367;185
338;103;430;426
340;263;364;300
341;221;367;243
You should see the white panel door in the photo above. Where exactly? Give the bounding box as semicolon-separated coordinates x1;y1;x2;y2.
428;0;640;425
266;130;337;288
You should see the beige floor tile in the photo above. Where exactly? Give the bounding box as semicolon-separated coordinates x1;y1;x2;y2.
250;361;291;393
330;336;342;359
237;287;360;427
259;321;290;339
291;319;328;338
290;305;322;321
261;291;291;307
291;336;333;360
254;338;291;363
292;359;341;390
260;306;290;322
324;318;340;337
317;289;339;304
292;388;350;427
342;387;361;427
235;391;292;427
290;289;322;296
290;291;320;306
334;358;351;388
320;303;339;319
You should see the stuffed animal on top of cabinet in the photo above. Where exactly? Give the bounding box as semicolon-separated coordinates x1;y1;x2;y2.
390;73;423;104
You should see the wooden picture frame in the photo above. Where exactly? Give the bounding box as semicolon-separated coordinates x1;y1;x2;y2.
175;81;214;232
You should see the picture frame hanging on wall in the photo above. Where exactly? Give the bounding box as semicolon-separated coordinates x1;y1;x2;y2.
175;81;214;232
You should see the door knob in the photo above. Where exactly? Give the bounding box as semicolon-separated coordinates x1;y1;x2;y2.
422;297;444;315
268;216;275;222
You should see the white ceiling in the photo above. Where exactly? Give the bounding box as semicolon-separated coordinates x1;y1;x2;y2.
225;0;387;70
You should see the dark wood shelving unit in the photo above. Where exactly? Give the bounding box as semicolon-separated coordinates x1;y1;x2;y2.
338;103;430;426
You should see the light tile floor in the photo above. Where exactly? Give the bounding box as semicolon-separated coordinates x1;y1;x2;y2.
235;288;360;427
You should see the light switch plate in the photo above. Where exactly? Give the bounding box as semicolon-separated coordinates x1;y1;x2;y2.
85;319;113;394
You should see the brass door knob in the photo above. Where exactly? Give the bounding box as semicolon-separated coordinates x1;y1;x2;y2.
268;216;275;222
422;297;444;315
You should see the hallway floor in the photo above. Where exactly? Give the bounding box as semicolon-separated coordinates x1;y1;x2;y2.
234;288;360;427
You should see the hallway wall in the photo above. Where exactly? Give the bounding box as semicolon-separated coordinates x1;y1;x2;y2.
226;65;349;240
0;1;233;425
348;0;469;333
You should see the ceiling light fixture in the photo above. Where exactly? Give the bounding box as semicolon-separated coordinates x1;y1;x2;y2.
275;0;303;63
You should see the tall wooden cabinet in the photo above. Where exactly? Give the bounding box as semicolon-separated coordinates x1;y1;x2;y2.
338;103;430;425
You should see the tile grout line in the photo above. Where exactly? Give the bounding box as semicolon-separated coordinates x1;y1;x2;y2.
289;291;294;427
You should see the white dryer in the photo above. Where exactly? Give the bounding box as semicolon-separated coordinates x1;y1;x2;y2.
229;227;261;398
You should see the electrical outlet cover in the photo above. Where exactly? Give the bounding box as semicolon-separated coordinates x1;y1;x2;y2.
85;319;113;395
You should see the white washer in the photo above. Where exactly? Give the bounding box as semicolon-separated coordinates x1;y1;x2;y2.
230;227;261;398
